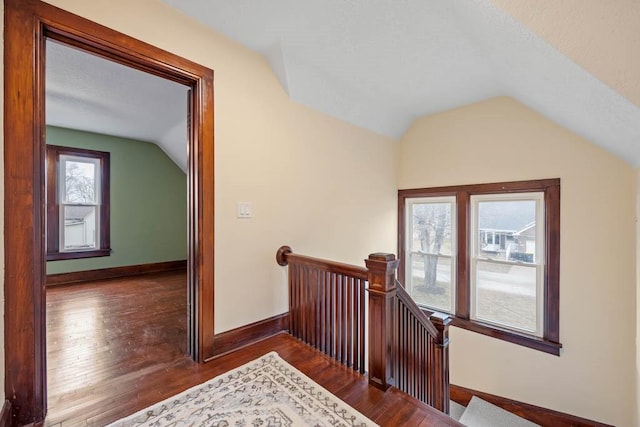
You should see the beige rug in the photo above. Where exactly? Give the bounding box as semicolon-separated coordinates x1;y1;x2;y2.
107;351;378;427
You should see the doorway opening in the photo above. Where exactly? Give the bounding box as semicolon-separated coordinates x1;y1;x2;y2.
44;39;191;424
4;1;215;424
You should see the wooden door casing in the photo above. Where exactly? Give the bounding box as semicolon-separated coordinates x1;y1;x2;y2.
3;0;215;423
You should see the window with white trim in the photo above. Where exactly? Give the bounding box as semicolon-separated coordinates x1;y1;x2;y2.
398;179;561;355
405;196;456;313
46;145;111;261
470;193;544;337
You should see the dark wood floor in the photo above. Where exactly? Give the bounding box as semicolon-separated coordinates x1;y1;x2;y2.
45;271;459;426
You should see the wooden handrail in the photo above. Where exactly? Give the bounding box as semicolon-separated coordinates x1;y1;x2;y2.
394;279;439;337
277;246;368;280
276;246;451;414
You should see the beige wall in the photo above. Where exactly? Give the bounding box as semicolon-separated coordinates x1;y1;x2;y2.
490;0;640;107
39;0;398;332
399;96;636;426
0;0;397;401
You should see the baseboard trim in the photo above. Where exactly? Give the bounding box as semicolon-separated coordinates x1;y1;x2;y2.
46;260;187;286
0;400;12;427
212;313;289;358
450;384;613;427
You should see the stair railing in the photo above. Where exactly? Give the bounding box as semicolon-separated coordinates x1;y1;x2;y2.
392;279;452;413
277;246;452;413
277;245;367;373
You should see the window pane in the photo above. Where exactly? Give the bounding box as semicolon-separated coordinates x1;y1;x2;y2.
63;158;98;204
407;198;455;312
477;199;536;263
411;202;453;255
63;206;98;250
409;253;453;312
474;261;537;333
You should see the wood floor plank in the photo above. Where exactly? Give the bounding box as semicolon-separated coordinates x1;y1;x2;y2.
45;271;460;426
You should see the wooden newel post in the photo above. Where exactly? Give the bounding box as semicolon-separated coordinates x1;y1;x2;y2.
429;311;452;414
366;253;399;390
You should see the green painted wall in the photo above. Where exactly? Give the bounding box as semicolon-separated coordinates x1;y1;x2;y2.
46;126;187;274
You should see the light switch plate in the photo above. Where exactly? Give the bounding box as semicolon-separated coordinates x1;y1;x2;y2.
236;202;253;218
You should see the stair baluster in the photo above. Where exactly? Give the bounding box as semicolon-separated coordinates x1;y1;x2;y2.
277;246;452;413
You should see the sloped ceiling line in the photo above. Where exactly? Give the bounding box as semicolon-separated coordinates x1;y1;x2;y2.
46;40;189;172
46;1;640;168
265;40;291;96
159;0;640;166
447;0;640;164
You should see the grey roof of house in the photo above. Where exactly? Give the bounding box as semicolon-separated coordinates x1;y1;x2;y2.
478;201;535;231
64;206;94;221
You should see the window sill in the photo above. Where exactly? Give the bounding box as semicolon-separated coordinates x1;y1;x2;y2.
450;317;562;356
47;248;111;261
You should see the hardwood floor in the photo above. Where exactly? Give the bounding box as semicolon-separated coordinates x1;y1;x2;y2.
45;271;460;426
45;271;188;426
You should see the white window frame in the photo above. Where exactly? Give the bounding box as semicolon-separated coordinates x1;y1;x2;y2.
469;192;545;336
58;154;102;252
405;196;457;314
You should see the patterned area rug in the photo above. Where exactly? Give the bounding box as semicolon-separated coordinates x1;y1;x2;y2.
107;352;378;427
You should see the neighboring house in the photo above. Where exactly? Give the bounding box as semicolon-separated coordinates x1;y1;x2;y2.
478;228;515;254
512;222;536;260
63;206;96;250
478;223;537;262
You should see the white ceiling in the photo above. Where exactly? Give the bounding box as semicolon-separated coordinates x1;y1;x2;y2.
158;0;640;166
46;1;640;168
46;40;189;172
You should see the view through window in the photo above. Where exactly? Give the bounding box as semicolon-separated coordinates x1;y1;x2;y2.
470;194;544;336
46;145;111;260
398;179;561;354
60;154;101;250
406;196;456;313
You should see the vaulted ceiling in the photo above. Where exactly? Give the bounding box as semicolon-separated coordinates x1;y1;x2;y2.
160;0;640;166
46;1;640;167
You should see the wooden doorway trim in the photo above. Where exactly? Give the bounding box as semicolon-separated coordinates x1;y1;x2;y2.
4;0;215;423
